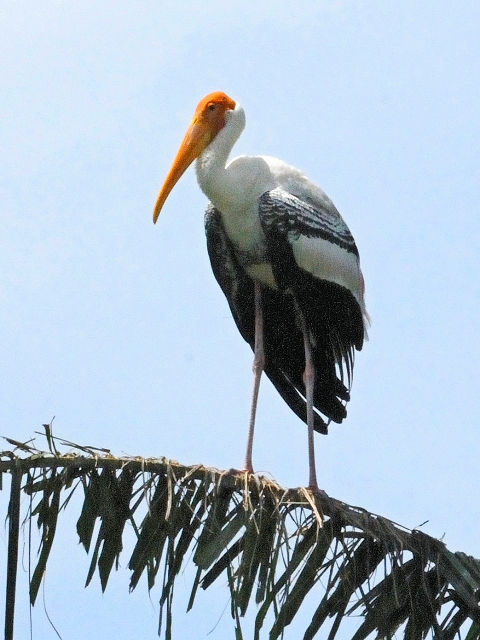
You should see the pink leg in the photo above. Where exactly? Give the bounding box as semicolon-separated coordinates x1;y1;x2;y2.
295;301;319;491
244;283;264;473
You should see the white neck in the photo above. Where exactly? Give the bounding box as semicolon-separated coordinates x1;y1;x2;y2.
195;103;246;209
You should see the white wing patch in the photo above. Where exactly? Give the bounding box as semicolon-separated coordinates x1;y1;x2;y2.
257;184;370;331
291;235;364;309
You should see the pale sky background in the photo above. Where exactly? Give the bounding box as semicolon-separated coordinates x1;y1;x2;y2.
1;1;479;638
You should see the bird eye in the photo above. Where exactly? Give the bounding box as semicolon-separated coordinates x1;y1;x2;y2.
207;103;216;112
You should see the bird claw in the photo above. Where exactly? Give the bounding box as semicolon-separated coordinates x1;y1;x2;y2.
227;467;253;476
307;484;328;498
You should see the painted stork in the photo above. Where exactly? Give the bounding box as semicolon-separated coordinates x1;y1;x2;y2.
153;91;368;491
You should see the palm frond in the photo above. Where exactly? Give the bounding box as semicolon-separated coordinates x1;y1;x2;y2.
1;428;479;639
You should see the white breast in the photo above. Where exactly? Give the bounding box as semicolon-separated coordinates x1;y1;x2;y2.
199;153;277;286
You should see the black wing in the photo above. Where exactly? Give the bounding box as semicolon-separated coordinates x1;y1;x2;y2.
259;186;360;256
257;188;366;428
205;204;331;434
204;204;255;345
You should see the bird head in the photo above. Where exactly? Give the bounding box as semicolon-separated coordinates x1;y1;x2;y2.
153;91;236;223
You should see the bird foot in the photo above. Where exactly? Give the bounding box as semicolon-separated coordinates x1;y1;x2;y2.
227;466;253;476
307;484;328;498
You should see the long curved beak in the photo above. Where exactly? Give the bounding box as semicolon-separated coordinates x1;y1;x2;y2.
153;119;212;223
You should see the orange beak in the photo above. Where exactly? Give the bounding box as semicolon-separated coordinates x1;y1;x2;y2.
153;118;214;224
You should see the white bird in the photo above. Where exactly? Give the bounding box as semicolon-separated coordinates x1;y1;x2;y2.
153;91;368;491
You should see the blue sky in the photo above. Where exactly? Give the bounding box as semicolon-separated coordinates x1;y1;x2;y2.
1;1;479;637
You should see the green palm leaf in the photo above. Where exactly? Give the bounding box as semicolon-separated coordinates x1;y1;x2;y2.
2;429;479;639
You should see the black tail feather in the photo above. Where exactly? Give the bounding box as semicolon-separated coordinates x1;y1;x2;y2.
204;206;364;433
265;365;329;434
